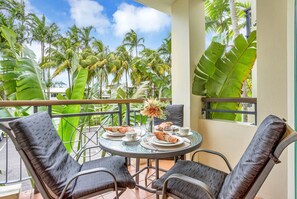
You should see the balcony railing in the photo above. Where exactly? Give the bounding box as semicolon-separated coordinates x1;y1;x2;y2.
202;97;257;125
0;98;170;189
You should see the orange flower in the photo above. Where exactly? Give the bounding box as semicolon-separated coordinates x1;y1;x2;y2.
140;99;166;119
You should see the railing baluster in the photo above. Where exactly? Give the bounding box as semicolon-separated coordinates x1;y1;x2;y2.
202;97;257;125
5;133;8;183
126;103;130;126
118;104;122;126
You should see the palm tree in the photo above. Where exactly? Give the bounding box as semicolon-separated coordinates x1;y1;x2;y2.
66;25;81;48
205;0;250;44
110;45;132;98
140;48;170;97
52;37;78;89
27;14;49;81
123;29;145;57
79;26;94;50
42;23;60;98
158;34;171;65
86;41;111;98
0;0;28;45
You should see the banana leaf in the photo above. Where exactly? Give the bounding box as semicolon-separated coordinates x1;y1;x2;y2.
0;27;45;100
57;68;88;152
192;31;257;120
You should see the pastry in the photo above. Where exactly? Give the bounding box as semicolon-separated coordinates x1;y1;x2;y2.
105;126;134;134
156;122;173;131
154;131;179;143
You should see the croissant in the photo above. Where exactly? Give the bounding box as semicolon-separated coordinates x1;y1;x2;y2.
154;131;179;143
156;122;173;131
105;126;134;134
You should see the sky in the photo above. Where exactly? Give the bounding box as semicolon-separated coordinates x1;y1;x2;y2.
23;0;171;86
25;0;172;54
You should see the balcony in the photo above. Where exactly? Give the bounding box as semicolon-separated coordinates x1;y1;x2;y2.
0;98;261;199
0;0;296;198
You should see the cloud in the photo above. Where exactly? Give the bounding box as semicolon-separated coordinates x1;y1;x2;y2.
113;3;171;36
25;41;41;62
23;0;42;17
68;0;110;34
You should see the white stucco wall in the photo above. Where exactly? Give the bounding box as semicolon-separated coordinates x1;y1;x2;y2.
198;120;256;172
171;0;205;132
197;0;295;197
256;0;294;197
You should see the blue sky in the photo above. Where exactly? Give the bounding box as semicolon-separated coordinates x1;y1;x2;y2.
26;0;171;51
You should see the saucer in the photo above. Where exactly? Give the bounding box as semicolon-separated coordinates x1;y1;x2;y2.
122;136;141;143
177;132;193;137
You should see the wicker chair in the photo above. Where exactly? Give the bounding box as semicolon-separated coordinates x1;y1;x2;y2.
152;115;297;199
0;112;136;199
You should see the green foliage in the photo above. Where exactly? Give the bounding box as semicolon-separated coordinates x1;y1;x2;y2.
0;26;45;100
192;31;257;120
55;68;88;152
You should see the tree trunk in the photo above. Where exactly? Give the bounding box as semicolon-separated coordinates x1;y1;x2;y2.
41;42;45;81
47;44;52;99
67;68;71;91
99;74;103;99
229;0;240;38
125;69;128;98
229;0;248;122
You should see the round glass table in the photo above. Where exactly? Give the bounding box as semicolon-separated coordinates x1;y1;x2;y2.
99;131;203;195
99;131;203;159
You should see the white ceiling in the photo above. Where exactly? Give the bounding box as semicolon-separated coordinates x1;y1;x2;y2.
134;0;176;15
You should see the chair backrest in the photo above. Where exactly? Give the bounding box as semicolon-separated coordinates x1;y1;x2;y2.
218;115;297;199
3;112;81;198
154;105;184;127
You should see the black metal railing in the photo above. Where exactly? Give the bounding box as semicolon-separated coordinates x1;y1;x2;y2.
0;98;171;189
202;97;257;125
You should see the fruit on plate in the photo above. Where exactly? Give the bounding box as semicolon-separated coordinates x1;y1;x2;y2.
154;131;179;143
156;122;173;131
105;126;134;134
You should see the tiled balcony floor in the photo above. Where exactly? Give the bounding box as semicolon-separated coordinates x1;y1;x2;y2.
20;160;175;199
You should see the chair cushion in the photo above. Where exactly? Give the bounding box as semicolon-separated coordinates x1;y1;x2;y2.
152;160;227;199
218;115;286;199
154;105;184;127
72;156;136;198
9;112;80;197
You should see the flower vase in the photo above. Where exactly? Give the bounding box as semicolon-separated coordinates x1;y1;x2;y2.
147;117;155;135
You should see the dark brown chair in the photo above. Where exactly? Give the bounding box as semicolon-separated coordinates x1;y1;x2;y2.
154;104;184;127
152;115;297;199
0;112;136;199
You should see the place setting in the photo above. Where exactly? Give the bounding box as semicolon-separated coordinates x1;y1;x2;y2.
140;122;192;151
102;126;145;141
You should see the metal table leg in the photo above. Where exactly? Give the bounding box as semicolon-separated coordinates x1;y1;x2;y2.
155;159;160;199
135;158;140;190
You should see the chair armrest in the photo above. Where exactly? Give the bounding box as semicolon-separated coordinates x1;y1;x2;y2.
58;167;119;199
76;145;103;161
191;149;232;172
162;173;215;199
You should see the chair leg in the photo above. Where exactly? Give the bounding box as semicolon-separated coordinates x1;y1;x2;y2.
145;159;150;187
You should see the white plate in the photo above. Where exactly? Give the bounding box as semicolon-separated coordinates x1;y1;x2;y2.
151;136;184;146
122;136;141;143
155;125;180;131
106;131;125;137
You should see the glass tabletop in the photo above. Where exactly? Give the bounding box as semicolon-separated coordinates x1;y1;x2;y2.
99;131;203;159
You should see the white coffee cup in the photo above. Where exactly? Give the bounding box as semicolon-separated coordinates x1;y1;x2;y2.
125;131;137;141
179;127;190;136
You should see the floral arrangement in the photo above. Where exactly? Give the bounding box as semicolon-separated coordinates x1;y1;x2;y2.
140;98;167;119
